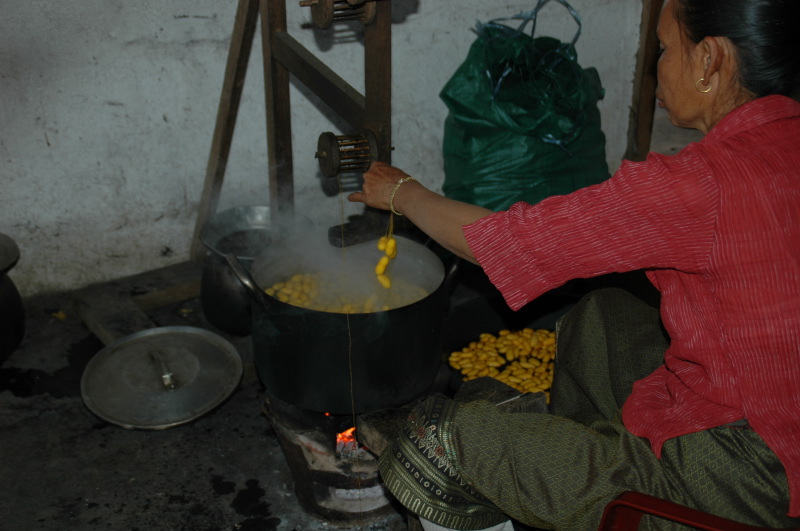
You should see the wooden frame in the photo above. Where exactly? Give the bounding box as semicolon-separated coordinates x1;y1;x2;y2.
190;0;392;261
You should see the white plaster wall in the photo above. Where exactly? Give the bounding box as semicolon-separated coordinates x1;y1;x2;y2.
1;0;641;297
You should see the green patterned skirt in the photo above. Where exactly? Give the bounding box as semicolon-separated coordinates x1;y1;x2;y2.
377;287;799;530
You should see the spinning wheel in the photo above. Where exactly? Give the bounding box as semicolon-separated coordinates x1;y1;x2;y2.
299;0;377;29
190;0;392;260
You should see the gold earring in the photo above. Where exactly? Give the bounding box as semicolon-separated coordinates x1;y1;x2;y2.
695;78;712;93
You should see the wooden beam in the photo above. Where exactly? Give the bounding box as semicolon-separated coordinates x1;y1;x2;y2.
624;0;662;162
72;261;203;345
272;32;366;129
261;0;295;222
364;0;392;163
190;0;261;262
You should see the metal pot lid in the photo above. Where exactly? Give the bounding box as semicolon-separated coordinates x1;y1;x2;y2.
81;326;243;430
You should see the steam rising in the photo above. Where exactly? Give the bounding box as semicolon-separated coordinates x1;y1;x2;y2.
252;224;444;313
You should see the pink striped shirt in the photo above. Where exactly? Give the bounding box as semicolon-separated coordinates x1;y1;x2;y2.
463;95;800;516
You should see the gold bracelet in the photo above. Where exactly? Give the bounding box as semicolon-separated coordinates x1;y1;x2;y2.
389;176;415;216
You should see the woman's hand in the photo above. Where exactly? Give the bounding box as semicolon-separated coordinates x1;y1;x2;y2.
349;160;492;264
347;161;412;212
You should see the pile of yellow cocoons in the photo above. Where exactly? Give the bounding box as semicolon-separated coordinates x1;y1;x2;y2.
448;328;556;401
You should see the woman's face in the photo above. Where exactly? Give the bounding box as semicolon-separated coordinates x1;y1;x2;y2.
655;0;706;130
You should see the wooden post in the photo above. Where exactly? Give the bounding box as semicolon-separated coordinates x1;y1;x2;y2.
364;0;392;164
261;0;295;225
190;0;261;262
624;0;662;162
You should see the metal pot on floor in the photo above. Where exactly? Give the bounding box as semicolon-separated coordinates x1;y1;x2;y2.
199;206;272;336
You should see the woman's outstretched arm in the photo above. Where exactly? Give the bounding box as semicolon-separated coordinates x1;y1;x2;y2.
347;162;494;264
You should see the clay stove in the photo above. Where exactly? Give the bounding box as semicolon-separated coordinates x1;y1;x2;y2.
263;392;394;526
261;360;452;527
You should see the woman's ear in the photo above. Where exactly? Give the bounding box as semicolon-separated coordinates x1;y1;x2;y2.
700;36;726;83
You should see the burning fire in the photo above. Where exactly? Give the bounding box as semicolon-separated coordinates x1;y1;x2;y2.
323;411;369;457
335;426;368;458
337;426;357;446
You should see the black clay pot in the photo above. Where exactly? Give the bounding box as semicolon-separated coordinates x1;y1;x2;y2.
0;233;25;365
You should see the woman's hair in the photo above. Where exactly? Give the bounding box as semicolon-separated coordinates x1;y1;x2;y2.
675;0;800;100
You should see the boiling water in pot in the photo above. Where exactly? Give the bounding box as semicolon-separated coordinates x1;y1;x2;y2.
254;234;444;314
265;271;430;313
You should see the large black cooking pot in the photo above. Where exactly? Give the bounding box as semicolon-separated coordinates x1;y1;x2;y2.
229;235;455;415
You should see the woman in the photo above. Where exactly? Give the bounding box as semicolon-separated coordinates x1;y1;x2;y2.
348;0;800;529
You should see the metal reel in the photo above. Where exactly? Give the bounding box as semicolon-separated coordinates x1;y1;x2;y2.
315;130;378;178
299;0;377;30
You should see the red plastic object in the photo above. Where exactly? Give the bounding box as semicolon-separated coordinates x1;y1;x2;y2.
598;491;799;531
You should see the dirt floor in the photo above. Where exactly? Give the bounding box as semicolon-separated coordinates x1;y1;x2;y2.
1;251;572;531
0;261;413;531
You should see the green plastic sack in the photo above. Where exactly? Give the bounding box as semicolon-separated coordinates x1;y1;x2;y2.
441;0;610;212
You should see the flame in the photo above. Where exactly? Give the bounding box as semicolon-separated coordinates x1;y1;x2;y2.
336;426;356;445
